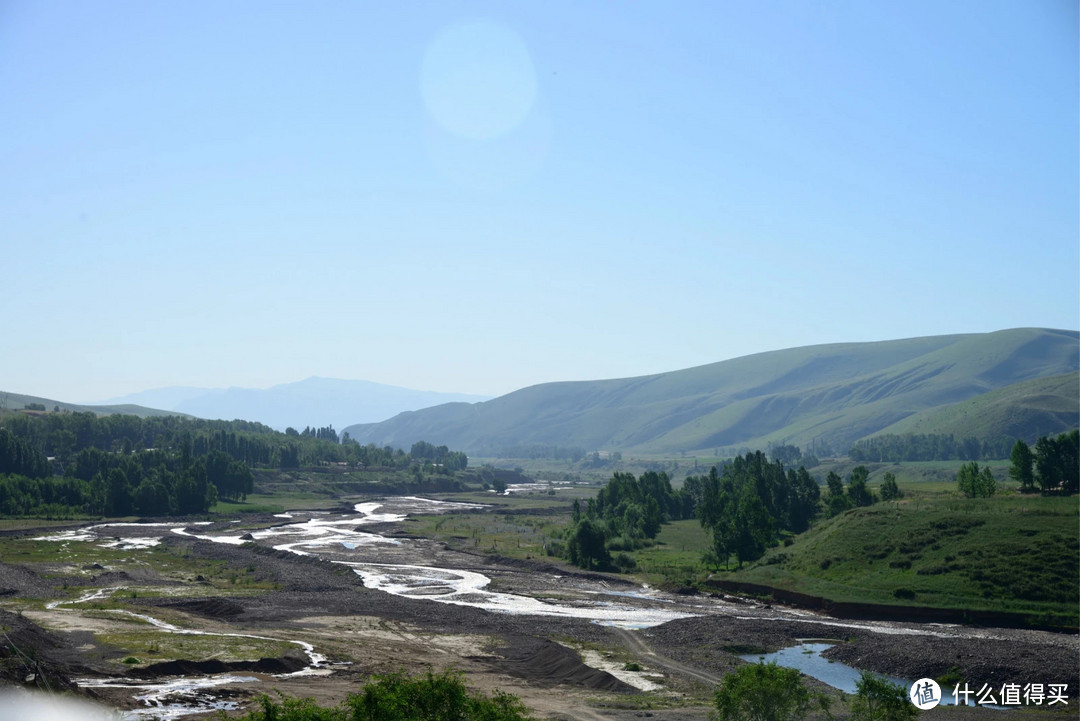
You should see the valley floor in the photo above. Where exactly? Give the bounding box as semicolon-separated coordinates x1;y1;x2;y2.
0;498;1076;720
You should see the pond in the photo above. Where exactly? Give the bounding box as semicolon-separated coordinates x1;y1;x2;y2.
740;643;1005;708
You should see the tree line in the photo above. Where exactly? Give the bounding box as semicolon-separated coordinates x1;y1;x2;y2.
850;433;1016;462
0;444;245;517
0;411;469;518
562;452;835;572
560;451;927;572
488;444;588;462
1007;430;1078;494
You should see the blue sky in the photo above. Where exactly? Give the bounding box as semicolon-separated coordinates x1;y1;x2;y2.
2;0;1077;402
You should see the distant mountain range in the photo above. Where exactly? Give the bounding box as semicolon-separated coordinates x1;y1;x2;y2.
343;328;1080;455
89;377;491;432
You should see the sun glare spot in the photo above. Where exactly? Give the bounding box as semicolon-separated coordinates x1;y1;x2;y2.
421;19;538;141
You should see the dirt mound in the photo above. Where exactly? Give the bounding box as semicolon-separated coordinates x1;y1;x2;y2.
824;633;1079;699
129;650;309;678
91;571;132;583
0;562;59;599
0;610;89;692
495;637;633;693
153;597;247;621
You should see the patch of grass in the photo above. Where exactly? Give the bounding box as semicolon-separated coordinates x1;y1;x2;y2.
632;520;713;585
0;518;92;531
407;510;571;560
97;629;296;665
0;537;280;594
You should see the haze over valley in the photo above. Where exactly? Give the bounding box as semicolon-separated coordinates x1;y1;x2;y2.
87;376;491;433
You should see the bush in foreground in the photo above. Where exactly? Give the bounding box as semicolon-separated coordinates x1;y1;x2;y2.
849;671;919;721
235;670;534;721
713;661;830;721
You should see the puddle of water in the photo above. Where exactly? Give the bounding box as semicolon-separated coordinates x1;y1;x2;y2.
742;643;1007;708
99;538;161;549
76;674;257;720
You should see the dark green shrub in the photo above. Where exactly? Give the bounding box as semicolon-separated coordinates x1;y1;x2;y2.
714;661;829;721
849;671;919;720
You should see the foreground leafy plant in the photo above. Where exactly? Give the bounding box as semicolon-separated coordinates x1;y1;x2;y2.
849;671;919;721
233;669;534;721
713;661;829;721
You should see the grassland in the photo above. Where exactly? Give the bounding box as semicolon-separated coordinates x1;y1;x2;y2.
726;493;1078;625
632;520;713;587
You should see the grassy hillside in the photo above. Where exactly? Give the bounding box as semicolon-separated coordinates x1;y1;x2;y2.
728;495;1078;626
345;328;1079;454
870;372;1079;442
0;390;185;418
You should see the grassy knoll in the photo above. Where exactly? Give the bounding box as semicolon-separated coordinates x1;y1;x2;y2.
725;494;1078;626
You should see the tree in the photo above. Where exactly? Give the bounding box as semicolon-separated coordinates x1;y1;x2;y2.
567;518;610;570
847;466;876;507
956;461;995;498
825;471;850;517
714;662;829;721
849;671;919;721
879;472;902;501
1034;431;1079;493
105;468;132;516
1008;440;1035;492
732;492;772;567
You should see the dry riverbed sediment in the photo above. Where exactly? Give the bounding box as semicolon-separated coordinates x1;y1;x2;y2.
1;499;1076;720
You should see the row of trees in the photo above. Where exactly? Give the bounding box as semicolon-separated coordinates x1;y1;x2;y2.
850;433;1016;462
408;441;469;472
487;444;588;462
565;453;918;572
822;465;902;517
0;444;239;517
0;410;461;473
1008;431;1079;493
0;410;471;518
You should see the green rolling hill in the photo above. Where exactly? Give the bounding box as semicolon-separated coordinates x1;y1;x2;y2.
343;328;1079;455
0;391;185;419
870;372;1079;441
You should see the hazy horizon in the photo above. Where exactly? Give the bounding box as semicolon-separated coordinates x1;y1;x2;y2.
3;2;1076;402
